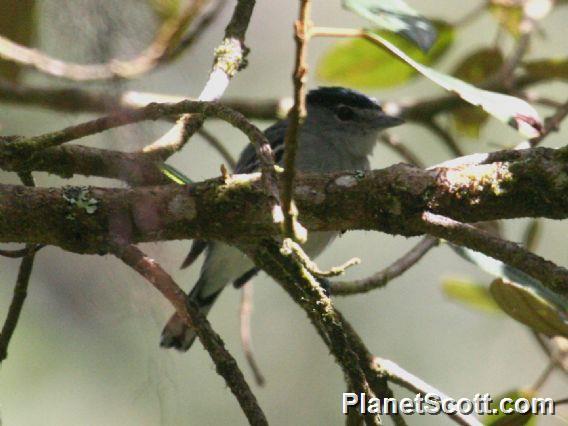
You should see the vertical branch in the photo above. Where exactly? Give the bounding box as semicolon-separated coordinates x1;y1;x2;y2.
0;247;36;363
0;172;37;363
281;0;311;239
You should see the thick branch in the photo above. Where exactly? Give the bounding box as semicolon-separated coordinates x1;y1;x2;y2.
2;148;568;298
1;147;568;247
0;144;169;186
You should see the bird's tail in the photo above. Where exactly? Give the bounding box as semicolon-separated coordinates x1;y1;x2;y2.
159;277;220;352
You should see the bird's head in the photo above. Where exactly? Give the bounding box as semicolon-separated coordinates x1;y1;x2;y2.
305;86;404;158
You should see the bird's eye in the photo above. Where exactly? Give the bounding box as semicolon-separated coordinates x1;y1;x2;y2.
335;105;354;121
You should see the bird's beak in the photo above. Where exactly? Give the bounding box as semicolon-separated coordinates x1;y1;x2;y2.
377;112;405;128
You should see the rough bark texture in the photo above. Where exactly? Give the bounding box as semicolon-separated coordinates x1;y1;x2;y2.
1;146;568;254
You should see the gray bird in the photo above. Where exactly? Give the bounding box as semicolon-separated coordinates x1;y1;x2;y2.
160;86;404;351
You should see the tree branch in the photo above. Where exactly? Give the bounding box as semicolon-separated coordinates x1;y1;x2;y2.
331;237;438;296
0;0;210;81
2;147;568;298
0;173;37;363
0;246;36;363
419;212;568;297
281;0;311;239
242;239;384;425
0;144;170;186
145;0;257;157
113;244;268;426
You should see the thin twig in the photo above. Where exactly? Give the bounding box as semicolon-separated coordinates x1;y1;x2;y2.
113;244;268;426
531;361;555;391
170;0;229;60
239;283;266;386
425;121;464;158
0;172;37;364
378;133;425;168
0;247;36;363
533;334;568;376
526;99;568;147
487;15;535;88
331;237;438;296
281;238;360;278
0;0;210;81
281;0;311;240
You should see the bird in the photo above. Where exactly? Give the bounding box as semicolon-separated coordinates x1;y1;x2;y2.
160;86;404;351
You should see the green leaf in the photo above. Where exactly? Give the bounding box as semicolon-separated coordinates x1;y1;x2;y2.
442;278;502;313
490;278;568;338
484;389;537;425
0;0;36;82
159;163;193;185
362;31;543;138
342;0;437;52
453;247;568;336
317;21;453;89
523;58;568;82
451;48;505;138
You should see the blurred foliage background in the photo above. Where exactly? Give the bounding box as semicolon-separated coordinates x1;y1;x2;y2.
0;0;567;424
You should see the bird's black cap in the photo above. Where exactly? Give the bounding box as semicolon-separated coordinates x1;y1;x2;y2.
306;86;382;111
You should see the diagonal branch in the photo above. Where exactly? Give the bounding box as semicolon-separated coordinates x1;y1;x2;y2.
0;172;38;364
113;244;268;426
243;239;384;425
0;100;266;155
419;212;568;297
144;0;257;157
331;237;438;296
0;246;36;363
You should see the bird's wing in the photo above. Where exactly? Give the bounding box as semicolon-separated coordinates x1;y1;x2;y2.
235;119;288;173
180;119;288;271
227;120;287;284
